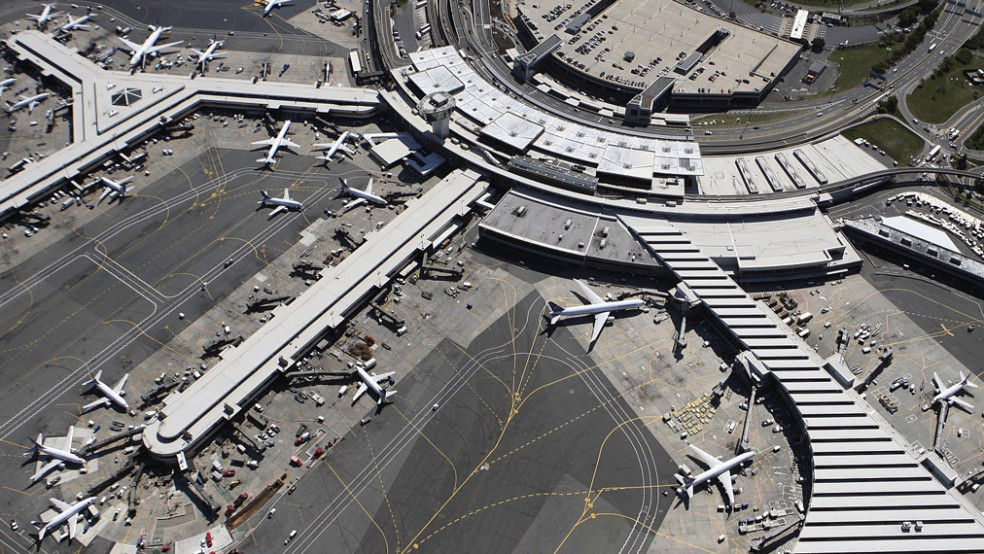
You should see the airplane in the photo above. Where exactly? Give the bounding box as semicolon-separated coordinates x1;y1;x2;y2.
263;0;295;16
931;371;977;412
190;39;224;73
337;177;389;212
337;364;396;406
0;78;14;95
5;92;50;114
544;279;646;346
312;130;355;163
80;370;129;412
675;444;755;507
96;175;133;204
26;4;64;29
118;25;184;70
32;496;96;543
251;120;299;166
257;189;303;218
54;13;95;33
24;426;85;484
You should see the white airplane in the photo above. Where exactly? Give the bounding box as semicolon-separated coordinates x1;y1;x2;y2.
263;0;294;16
96;175;133;204
191;39;224;73
118;25;183;70
0;78;14;95
27;4;64;29
932;371;977;412
312;130;355;163
24;426;84;484
32;496;96;543
337;177;389;211
80;370;129;412
5;92;50;114
676;444;755;507
55;13;95;33
257;189;303;217
544;279;645;346
339;365;396;406
251;120;299;166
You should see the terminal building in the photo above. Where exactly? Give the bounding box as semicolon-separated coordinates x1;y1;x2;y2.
513;0;801;110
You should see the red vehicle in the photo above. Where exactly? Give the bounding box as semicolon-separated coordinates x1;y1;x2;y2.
222;469;236;478
289;456;303;467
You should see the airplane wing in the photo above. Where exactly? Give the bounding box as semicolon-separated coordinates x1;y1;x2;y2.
717;469;735;506
282;188;291;201
590;312;609;344
952;397;974;412
97;188;112;204
67;512;78;540
575;279;604;304
113;374;128;396
148;40;183;54
689;444;723;469
64;426;74;452
50;498;71;512
281;138;300;149
268;205;287;218
342;198;366;212
31;460;60;484
340;145;356;156
190;48;205;58
117;37;141;52
81;398;110;413
351;382;369;403
251;138;276;148
365;179;374;194
933;372;944;392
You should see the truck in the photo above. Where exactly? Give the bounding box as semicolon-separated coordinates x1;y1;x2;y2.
927;144;942;162
796;312;814;325
928;42;937;52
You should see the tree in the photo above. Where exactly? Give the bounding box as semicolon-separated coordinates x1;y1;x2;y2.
811;37;826;53
877;95;898;113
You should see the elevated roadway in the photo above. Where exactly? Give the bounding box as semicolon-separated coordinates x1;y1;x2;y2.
0;31;380;221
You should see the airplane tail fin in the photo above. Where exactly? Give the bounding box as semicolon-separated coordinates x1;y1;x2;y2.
545;301;564;325
24;434;43;456
81;370;101;388
260;190;271;200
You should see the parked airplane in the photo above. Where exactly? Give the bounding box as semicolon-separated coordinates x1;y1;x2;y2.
676;444;755;507
257;189;303;217
55;13;95;33
5;92;50;114
96;175;133;203
337;177;389;211
932;371;977;412
24;426;84;484
27;4;64;29
118;25;183;70
544;279;645;346
0;78;14;95
263;0;295;16
251;120;299;166
312;130;355;163
80;370;129;412
32;496;96;543
338;364;396;406
191;39;224;73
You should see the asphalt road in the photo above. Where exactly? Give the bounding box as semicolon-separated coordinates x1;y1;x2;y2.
92;0;318;35
251;289;678;554
0;146;367;552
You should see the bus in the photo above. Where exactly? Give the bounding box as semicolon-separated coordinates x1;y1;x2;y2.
928;42;937;52
348;50;362;76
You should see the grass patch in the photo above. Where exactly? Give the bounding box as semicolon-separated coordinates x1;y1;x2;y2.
968;121;984;151
831;43;903;92
906;52;984;123
692;109;810;129
842;118;925;165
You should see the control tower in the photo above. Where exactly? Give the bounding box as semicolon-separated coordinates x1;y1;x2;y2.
417;91;455;138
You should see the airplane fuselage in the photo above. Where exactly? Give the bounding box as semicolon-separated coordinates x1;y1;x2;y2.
35;445;84;466
96;381;128;409
548;298;644;321
934;383;968;406
681;450;754;498
129;27;166;68
6;93;50;113
36;497;94;541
